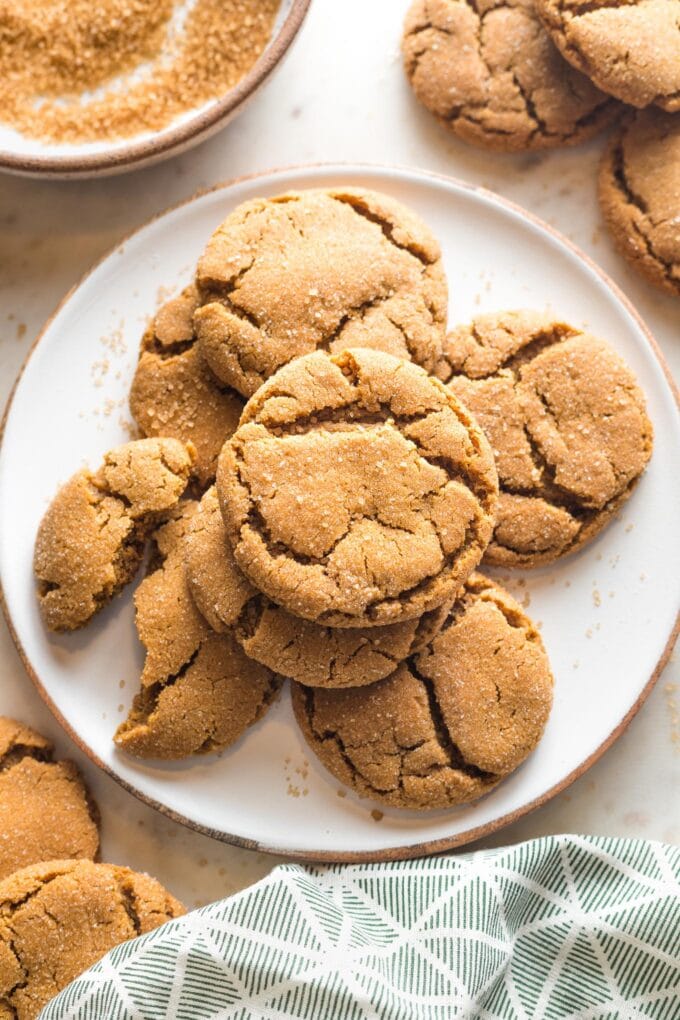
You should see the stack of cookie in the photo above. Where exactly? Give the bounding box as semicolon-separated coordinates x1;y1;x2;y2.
0;715;183;1020
402;0;680;296
34;187;653;813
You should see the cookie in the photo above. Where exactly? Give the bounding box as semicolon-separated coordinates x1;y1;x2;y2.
0;859;182;1020
536;0;680;111
184;487;452;688
34;437;194;631
129;285;245;487
402;0;617;151
0;717;99;881
438;311;653;566
292;574;553;810
217;348;498;627
193;187;448;397
115;501;281;759
599;109;680;297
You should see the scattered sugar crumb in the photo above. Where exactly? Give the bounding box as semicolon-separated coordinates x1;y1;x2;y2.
592;589;601;607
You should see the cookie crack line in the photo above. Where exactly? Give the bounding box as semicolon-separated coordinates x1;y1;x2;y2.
330;192;435;267
408;659;495;781
145;335;195;359
556;0;642;20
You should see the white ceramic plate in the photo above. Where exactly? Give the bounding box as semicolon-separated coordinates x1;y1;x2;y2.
1;165;678;860
0;0;309;179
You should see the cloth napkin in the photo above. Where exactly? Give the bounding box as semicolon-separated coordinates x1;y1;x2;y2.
41;835;679;1019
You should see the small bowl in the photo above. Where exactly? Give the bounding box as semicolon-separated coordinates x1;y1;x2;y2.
0;0;311;179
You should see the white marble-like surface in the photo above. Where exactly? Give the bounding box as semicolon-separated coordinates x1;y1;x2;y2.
0;0;678;911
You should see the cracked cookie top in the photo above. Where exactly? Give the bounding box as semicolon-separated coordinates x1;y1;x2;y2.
536;0;680;111
217;348;499;627
0;859;183;1020
439;310;653;567
0;717;99;881
599;109;680;297
402;0;618;152
193;187;448;397
114;501;281;760
291;574;553;810
34;437;194;631
130;285;244;487
184;487;452;688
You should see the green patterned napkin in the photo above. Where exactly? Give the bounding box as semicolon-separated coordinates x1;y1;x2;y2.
41;836;679;1019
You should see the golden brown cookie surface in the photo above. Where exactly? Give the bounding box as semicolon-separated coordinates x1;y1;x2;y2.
536;0;680;111
599;110;680;297
402;0;617;151
439;311;653;566
217;348;498;627
34;437;194;631
292;574;553;809
0;859;182;1020
184;487;452;688
130;286;244;486
194;188;448;397
0;718;99;881
115;501;281;759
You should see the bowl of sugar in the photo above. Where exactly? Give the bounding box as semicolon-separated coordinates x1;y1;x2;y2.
0;0;311;177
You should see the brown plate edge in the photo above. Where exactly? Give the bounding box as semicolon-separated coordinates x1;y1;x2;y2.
1;161;679;863
0;0;312;178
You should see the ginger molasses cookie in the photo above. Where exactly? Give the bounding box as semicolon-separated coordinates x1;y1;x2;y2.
536;0;680;111
34;437;194;631
0;717;99;881
439;311;653;566
193;187;448;397
292;574;553;810
402;0;617;151
184;487;452;688
0;859;182;1020
130;285;244;487
115;501;280;760
217;348;498;627
599;109;680;297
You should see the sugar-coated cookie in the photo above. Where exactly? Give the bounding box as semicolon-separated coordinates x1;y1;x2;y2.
599;109;680;297
292;574;553;809
115;501;281;759
439;311;653;566
0;717;99;881
536;0;680;111
0;859;182;1020
194;187;448;396
217;348;498;626
34;437;194;631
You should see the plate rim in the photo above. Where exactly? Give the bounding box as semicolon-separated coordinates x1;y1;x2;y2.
2;162;679;862
0;0;311;179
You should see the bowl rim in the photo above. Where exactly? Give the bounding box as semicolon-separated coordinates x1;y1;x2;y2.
0;0;312;178
2;162;679;862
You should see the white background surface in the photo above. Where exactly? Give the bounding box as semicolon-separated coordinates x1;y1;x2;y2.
0;0;678;910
